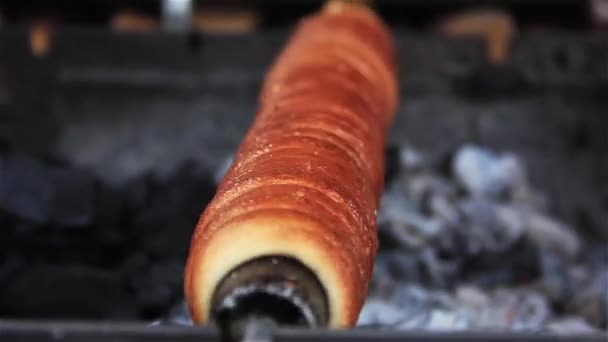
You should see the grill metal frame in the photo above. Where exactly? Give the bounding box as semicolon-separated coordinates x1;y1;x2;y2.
1;320;606;342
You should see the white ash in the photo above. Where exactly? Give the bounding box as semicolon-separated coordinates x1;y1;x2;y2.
366;144;605;334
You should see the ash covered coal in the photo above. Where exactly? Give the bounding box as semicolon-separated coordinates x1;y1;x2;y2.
158;144;607;335
360;144;607;334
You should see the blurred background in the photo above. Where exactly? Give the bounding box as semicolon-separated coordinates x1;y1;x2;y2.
0;0;606;336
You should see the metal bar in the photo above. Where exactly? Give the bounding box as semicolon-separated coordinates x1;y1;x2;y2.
0;320;218;342
0;320;605;342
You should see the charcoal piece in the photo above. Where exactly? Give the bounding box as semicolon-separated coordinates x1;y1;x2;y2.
428;192;461;225
458;199;526;254
452;145;527;200
377;222;407;251
455;286;551;331
0;255;24;285
379;189;447;249
130;184;196;258
362;284;555;332
48;166;95;227
492;289;551;331
0;154;95;227
454;286;490;313
419;248;461;288
0;264;133;319
511;184;549;213
124;175;152;212
536;250;572;303
461;239;540;288
137;217;194;258
0;228;13;258
162;161;216;218
382;210;444;250
399;145;426;173
525;210;580;259
417;310;471;330
131;204;182;257
390;286;469;331
373;251;424;285
406;173;458;215
21;229;104;265
0;155;53;224
94;185;127;251
357;299;411;327
374;248;463;290
567;292;608;331
121;252;150;274
129;259;184;319
131;162;215;258
401;285;452;309
563;245;608;329
11;221;40;236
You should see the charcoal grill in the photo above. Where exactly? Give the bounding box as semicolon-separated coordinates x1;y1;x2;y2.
0;0;607;341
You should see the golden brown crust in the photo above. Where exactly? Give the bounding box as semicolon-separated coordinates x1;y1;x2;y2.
185;3;397;328
186;212;362;326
